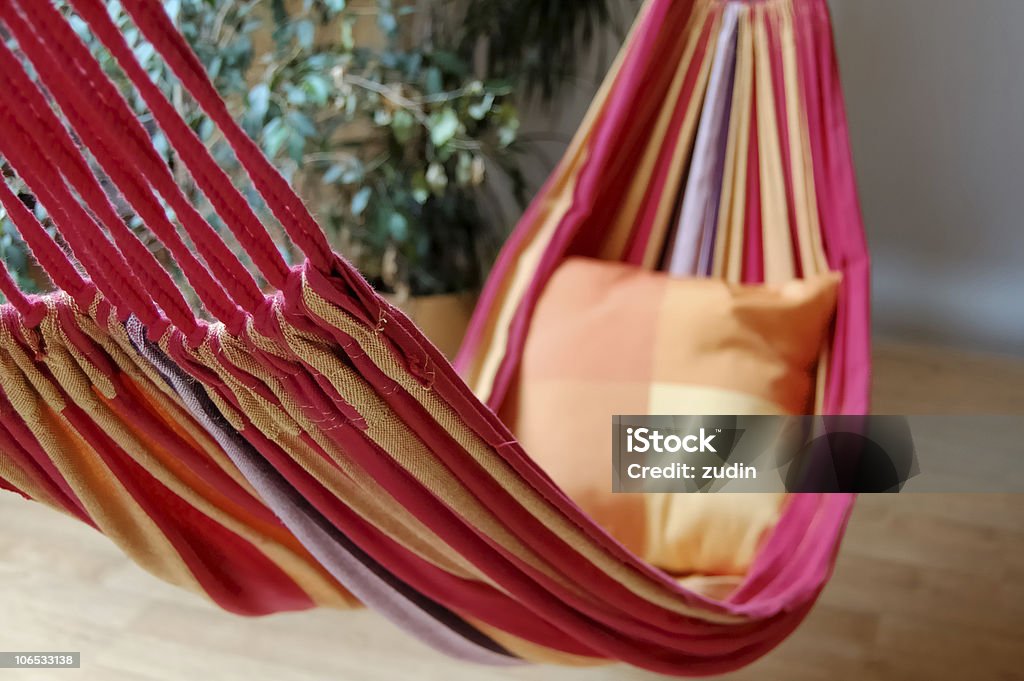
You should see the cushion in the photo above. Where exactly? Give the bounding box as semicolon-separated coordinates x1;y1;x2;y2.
506;257;839;577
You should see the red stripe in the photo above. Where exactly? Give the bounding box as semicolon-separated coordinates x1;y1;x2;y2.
59;398;315;615
0;395;94;524
623;12;717;264
0;41;167;330
64;0;292;295
3;1;248;330
115;0;336;274
743;77;765;283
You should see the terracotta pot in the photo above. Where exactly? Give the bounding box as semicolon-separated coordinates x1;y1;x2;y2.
387;291;478;361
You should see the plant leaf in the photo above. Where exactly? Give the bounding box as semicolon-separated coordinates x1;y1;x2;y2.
377;12;397;35
286;110;318;137
340;18;355;51
467;93;494;120
351;186;372;216
387;211;408;240
423;66;443;95
390;109;415;144
411;170;430;204
322;163;345;184
428;107;459;147
425;162;448;195
248;83;271;119
296;20;315;49
303;74;330;105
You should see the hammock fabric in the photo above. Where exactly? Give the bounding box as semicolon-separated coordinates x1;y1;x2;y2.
0;0;869;675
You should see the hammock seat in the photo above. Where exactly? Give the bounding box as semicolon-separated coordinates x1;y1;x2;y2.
0;0;869;675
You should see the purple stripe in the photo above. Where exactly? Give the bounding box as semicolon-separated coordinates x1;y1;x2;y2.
666;2;741;276
125;318;521;666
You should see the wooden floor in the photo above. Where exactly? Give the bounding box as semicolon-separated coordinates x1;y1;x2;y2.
1;341;1022;680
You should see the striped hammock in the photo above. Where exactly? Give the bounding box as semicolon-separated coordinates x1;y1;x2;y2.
0;0;869;674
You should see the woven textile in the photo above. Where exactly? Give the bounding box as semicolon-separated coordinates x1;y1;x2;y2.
0;0;869;674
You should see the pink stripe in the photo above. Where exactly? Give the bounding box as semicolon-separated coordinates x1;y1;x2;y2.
743;89;765;282
4;1;246;331
117;0;335;273
486;0;697;407
67;0;292;293
0;34;185;332
455;0;686;377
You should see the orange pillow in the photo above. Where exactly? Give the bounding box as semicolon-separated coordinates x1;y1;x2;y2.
507;258;839;577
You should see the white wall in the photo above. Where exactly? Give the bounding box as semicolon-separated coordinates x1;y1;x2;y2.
518;1;1024;356
830;0;1024;356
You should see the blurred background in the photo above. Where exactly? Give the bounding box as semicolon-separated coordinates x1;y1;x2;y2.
3;0;637;354
520;0;1024;357
0;1;1021;680
3;0;1020;357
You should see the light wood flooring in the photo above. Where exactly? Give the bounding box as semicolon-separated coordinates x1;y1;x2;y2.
1;341;1022;680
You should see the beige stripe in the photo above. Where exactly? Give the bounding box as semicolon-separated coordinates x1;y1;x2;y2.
273;314;591;601
713;4;754;282
0;450;61;511
778;1;829;277
182;317;496;586
753;3;796;283
598;3;714;264
35;308;352;609
301;281;749;624
467;0;656;401
0;326;204;597
775;1;836;412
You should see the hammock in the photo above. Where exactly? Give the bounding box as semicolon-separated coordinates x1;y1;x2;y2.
0;0;869;675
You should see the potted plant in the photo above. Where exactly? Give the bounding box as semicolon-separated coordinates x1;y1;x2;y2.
2;0;621;357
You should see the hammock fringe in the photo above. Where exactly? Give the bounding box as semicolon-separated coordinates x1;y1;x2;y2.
0;0;869;674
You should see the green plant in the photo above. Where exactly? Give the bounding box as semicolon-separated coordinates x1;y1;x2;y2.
1;0;521;298
0;0;620;300
242;0;523;295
